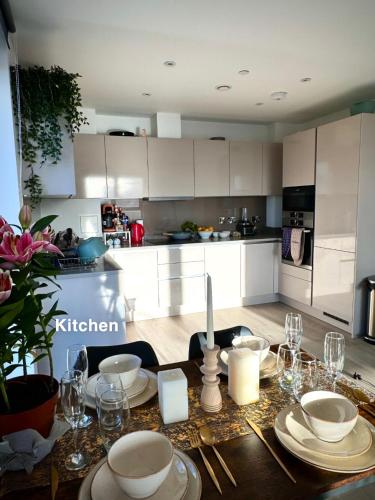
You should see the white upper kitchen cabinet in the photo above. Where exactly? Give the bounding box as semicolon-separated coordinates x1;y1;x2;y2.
315;115;361;253
194;140;229;197
74;134;108;198
148;138;194;197
313;246;355;326
282;128;316;187
229;141;263;196
105;136;148;199
262;143;283;195
241;242;280;298
205;244;241;308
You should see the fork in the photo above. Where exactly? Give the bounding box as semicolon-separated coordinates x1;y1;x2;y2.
189;431;222;495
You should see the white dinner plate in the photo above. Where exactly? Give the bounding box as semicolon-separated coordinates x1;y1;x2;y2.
85;370;158;410
78;449;202;500
87;369;149;400
275;405;375;473
285;404;372;458
219;348;278;379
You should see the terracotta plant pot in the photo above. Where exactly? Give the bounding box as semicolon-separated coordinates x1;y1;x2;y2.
0;374;59;438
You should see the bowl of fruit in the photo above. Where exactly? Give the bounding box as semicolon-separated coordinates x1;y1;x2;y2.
198;226;214;239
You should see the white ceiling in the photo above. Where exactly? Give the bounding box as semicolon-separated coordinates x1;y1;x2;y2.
11;0;375;123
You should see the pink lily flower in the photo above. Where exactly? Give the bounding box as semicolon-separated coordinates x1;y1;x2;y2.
0;269;12;304
0;231;62;266
0;216;13;242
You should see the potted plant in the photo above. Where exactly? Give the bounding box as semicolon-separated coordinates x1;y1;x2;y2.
0;205;65;437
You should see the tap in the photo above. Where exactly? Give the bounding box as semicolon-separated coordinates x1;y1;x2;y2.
227;216;237;224
218;216;226;225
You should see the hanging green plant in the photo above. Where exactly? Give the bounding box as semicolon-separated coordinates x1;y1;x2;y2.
11;65;88;208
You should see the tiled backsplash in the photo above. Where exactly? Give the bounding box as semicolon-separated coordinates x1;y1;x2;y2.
37;196;267;238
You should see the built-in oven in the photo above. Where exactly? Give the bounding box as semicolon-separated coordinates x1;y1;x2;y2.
282;186;315;270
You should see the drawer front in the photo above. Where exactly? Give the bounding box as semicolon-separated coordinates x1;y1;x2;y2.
157;246;205;264
280;263;312;282
280;273;312;305
158;276;206;308
158;261;205;280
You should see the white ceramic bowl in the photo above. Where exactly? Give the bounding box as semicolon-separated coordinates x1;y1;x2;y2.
198;231;213;240
301;391;358;442
98;354;141;389
212;231;219;238
219;231;230;239
232;335;270;363
108;431;174;498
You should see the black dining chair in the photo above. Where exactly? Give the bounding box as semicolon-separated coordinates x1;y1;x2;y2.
188;325;253;360
86;341;159;377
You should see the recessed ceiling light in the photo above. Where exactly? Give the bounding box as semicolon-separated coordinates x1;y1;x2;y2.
300;77;312;83
142;92;152;97
215;84;232;91
270;91;288;101
255;102;264;106
163;60;176;67
238;69;250;75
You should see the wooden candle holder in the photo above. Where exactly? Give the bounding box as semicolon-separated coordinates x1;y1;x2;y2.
200;344;222;413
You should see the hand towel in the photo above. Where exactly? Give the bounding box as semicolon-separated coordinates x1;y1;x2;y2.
290;228;305;266
282;227;292;259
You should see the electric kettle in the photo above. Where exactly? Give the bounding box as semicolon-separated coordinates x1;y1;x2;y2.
130;223;144;245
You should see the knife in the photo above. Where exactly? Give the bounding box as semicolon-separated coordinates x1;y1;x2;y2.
246;418;296;484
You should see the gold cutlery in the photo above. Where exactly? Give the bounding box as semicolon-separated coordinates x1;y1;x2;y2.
246;418;296;484
337;382;375;418
189;431;222;495
199;425;237;487
51;463;59;500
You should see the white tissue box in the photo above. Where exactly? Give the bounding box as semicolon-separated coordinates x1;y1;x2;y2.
157;368;189;424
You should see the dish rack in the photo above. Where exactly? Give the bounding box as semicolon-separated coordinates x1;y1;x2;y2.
57;256;97;270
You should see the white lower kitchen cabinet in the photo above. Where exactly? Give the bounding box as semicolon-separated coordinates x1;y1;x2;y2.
159;276;206;309
109;249;159;320
313;246;355;326
205;244;241;309
279;273;312;306
241;242;280;299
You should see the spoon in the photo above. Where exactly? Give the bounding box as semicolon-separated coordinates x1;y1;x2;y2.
199;425;237;487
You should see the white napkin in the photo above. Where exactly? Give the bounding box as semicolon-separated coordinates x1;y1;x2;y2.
0;418;70;475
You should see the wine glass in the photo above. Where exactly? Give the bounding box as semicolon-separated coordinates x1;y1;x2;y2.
66;344;93;428
285;312;303;350
293;352;318;402
324;332;345;391
61;369;90;470
95;373;124;416
277;342;298;392
98;388;130;452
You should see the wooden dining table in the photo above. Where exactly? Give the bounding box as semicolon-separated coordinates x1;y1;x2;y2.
2;351;375;500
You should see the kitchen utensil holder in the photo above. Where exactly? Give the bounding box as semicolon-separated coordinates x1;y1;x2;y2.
200;344;222;413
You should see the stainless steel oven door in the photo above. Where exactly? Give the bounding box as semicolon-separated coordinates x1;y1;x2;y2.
282;228;314;270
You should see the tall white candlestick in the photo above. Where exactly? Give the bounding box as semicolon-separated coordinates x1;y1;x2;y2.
206;273;214;350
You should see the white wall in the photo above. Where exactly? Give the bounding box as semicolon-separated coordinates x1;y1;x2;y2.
0;35;21;221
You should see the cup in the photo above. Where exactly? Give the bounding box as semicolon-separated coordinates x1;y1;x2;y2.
277;342;298;392
98;388;130;452
108;431;174;498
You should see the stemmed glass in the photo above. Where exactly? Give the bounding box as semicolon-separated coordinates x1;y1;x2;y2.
285;312;303;350
67;344;93;428
98;388;130;452
61;369;90;470
324;332;345;392
293;352;318;402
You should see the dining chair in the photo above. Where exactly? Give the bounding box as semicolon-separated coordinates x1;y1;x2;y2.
86;341;159;377
188;325;253;360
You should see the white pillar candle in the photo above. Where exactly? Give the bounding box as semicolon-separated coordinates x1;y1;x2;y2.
206;274;214;350
157;368;189;424
228;348;259;405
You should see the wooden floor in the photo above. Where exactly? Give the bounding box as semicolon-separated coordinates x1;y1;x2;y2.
127;302;375;498
127;301;375;383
